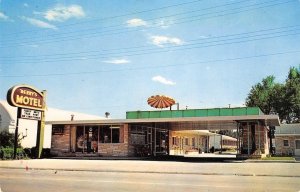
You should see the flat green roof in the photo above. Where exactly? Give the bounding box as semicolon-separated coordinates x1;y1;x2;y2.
126;107;264;119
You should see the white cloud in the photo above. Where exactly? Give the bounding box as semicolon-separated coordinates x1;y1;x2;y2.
126;18;147;27
23;3;29;7
0;11;9;21
21;16;57;29
44;4;85;22
150;35;183;47
152;75;176;85
104;59;130;64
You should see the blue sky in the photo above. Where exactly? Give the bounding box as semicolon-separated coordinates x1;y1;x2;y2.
1;0;300;118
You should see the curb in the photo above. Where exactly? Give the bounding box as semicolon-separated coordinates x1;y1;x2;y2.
1;166;300;178
244;160;298;163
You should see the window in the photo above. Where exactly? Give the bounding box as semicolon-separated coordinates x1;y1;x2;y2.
172;137;179;146
52;124;64;135
112;128;120;143
296;140;300;149
100;125;120;143
172;137;176;145
185;138;189;146
130;126;147;145
283;140;289;147
192;138;195;147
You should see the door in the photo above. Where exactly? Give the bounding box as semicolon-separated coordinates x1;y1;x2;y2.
295;140;300;156
76;126;85;152
76;126;98;153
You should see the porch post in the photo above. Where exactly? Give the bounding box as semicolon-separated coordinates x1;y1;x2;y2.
237;122;239;154
154;126;156;156
220;135;223;154
247;122;250;155
207;135;209;153
258;121;261;153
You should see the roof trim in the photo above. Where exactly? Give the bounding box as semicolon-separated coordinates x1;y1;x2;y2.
46;114;280;126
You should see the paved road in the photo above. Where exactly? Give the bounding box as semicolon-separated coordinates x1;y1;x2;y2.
1;159;300;177
0;168;299;192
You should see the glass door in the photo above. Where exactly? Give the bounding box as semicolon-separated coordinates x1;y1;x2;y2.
76;126;98;153
76;126;85;152
155;128;168;155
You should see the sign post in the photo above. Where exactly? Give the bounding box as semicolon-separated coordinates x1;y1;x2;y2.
13;108;22;159
7;85;46;159
36;91;46;158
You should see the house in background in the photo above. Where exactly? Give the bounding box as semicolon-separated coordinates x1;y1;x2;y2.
0;100;104;148
275;124;300;156
209;134;237;151
170;130;215;155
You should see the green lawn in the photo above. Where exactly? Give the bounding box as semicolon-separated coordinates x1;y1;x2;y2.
262;156;295;161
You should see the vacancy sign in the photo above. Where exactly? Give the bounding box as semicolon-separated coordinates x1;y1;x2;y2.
21;108;42;121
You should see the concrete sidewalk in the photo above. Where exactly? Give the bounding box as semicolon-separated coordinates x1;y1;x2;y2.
1;159;300;177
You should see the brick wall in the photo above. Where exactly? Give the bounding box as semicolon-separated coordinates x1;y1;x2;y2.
275;135;300;155
98;143;128;156
51;124;131;157
241;123;269;155
51;125;70;156
98;124;130;157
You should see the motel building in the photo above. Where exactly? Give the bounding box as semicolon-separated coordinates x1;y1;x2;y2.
0;100;103;149
47;107;280;159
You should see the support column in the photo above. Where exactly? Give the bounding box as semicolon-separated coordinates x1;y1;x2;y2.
258;121;261;153
154;127;156;156
237;123;240;154
206;135;209;153
220;135;223;154
247;122;250;155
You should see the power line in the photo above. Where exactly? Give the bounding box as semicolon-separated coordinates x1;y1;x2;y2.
2;0;248;41
0;0;292;48
1;0;203;38
2;24;299;60
1;49;299;78
2;26;299;63
0;0;249;44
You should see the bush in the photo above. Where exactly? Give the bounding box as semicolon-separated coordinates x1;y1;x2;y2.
0;147;26;160
0;131;20;148
42;148;51;158
23;147;51;158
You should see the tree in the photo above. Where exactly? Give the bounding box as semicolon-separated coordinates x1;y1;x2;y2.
245;75;277;114
245;65;300;123
270;83;289;121
285;66;300;123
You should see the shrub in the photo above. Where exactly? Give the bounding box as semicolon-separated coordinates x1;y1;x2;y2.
0;147;26;160
23;147;51;158
0;131;20;148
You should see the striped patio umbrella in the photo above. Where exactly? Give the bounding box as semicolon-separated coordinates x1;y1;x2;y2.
147;95;175;109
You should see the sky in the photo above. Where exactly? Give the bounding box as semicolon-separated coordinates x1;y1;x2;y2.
1;0;300;119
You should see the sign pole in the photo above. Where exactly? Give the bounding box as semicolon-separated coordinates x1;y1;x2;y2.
35;111;45;158
36;90;46;159
13;107;22;159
